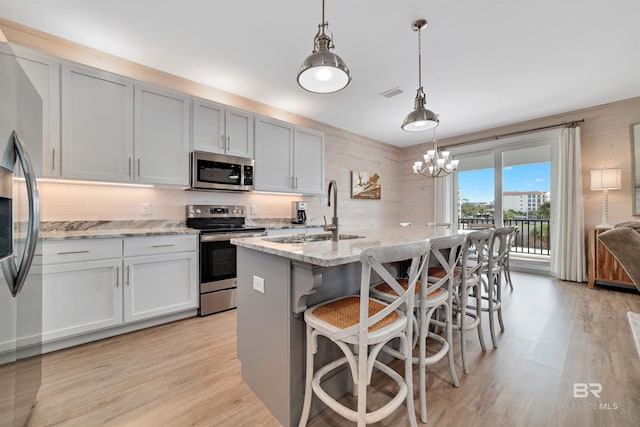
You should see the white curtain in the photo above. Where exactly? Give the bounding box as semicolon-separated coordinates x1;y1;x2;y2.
551;126;587;282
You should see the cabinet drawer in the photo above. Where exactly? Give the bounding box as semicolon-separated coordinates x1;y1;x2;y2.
123;235;197;256
43;238;122;264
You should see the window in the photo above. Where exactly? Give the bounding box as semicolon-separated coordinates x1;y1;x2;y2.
439;129;559;273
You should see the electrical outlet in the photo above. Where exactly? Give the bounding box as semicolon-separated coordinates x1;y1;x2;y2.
141;203;151;216
253;275;265;293
250;204;257;215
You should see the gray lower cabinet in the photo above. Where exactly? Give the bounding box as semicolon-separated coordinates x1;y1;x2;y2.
41;235;198;351
123;236;198;322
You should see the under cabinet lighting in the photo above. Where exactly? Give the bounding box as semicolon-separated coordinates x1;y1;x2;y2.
32;178;155;188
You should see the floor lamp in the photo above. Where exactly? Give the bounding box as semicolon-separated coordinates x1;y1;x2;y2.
590;168;622;229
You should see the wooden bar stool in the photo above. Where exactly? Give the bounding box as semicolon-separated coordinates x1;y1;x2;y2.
298;240;430;427
371;234;466;423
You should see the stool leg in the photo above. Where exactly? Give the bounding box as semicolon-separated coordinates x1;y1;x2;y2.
419;304;429;423
401;333;418;427
487;274;498;348
445;302;459;387
352;344;359;397
356;342;368;427
298;324;314;427
475;285;487;352
460;290;468;374
495;272;505;332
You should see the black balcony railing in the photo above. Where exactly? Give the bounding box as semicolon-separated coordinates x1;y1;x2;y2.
458;218;551;256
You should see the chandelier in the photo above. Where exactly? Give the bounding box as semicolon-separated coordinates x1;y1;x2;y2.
413;132;459;178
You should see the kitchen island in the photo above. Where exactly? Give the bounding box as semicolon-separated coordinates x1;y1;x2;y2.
231;225;455;427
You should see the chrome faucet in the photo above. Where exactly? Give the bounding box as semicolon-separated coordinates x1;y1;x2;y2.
323;180;339;242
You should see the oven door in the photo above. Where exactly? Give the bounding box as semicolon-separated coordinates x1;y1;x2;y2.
200;239;237;290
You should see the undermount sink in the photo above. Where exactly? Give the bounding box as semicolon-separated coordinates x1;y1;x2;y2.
263;233;364;244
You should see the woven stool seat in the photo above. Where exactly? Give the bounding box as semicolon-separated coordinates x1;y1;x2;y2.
311;296;399;332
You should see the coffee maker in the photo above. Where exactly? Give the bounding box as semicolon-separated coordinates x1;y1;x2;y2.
291;201;307;224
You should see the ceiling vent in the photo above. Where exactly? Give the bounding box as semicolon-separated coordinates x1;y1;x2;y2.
379;87;403;98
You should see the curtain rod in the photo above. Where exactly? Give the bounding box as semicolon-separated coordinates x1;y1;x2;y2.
444;119;585;149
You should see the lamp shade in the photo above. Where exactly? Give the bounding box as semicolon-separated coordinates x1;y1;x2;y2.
590;168;622;190
297;50;351;93
401;106;439;131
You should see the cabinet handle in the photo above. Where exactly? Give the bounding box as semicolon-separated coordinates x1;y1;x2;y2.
294;177;298;189
115;265;120;287
129;158;132;176
227;136;230;150
127;265;131;286
52;148;55;170
56;250;90;255
220;135;225;150
137;158;141;177
290;176;294;188
152;244;175;248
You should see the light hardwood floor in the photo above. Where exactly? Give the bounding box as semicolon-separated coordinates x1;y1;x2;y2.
28;273;640;426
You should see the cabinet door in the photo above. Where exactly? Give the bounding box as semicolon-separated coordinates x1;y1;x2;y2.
134;84;190;185
61;63;134;182
255;116;294;192
293;128;325;195
192;98;225;154
225;107;254;158
123;252;198;323
13;47;60;177
42;259;123;342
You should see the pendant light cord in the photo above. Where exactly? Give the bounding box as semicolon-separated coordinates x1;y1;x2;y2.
417;25;422;88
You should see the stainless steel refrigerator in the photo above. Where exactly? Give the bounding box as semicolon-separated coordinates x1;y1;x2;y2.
0;40;43;427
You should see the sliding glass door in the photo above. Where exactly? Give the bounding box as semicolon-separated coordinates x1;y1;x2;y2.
443;129;559;272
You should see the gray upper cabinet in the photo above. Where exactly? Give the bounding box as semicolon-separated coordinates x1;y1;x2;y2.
61;63;134;182
134;84;190;185
293;127;324;195
61;62;190;185
255;116;324;195
192;98;254;158
12;47;60;177
255;116;293;192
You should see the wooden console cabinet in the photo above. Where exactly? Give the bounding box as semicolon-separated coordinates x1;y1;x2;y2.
588;228;634;289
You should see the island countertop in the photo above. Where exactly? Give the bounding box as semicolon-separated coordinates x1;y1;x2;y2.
231;225;456;267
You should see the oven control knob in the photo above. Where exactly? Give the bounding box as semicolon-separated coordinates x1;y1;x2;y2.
195;208;201;214
232;209;237;214
240;209;245;214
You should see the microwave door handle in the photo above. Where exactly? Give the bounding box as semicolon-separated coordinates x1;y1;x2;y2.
1;131;40;297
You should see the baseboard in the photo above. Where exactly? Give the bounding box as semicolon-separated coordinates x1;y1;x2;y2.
42;309;197;353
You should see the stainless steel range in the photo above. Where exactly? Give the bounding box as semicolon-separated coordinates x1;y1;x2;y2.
186;205;266;316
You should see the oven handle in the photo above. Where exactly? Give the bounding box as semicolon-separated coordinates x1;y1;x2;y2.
200;231;267;242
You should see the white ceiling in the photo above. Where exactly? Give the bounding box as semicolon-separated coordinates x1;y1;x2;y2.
2;0;640;147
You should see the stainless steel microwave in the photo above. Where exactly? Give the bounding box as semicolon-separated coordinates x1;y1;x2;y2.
190;151;255;191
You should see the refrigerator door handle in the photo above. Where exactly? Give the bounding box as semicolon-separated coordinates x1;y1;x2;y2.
2;130;40;297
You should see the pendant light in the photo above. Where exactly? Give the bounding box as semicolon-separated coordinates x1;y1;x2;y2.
297;0;351;94
402;19;439;131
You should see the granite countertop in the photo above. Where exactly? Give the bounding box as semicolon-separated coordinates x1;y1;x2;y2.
246;218;323;230
231;225;457;267
36;220;200;241
34;218;323;240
